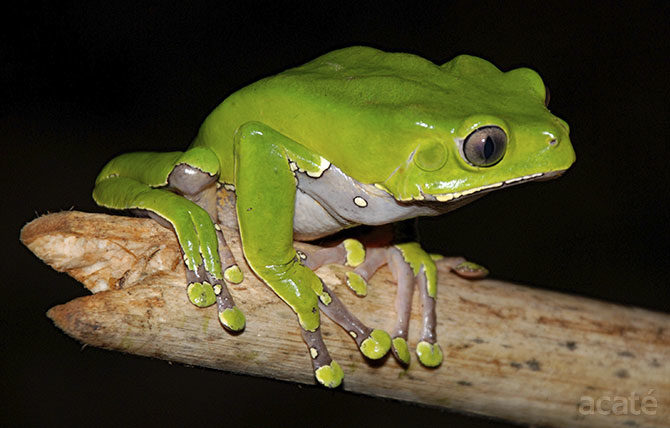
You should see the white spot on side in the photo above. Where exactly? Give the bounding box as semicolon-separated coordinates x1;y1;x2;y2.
289;161;298;171
223;183;236;191
296;250;307;260
214;224;221;231
213;284;222;295
353;196;368;207
310;347;318;359
436;193;454;202
349;331;358;339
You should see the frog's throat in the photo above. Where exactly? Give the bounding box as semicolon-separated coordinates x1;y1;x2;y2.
377;169;567;203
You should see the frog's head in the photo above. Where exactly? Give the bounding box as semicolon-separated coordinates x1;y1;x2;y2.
380;54;575;205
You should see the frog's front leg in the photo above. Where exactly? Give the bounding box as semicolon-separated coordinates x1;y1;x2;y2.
234;122;390;387
93;148;245;331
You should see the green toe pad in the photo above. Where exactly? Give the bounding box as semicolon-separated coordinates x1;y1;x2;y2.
187;282;217;307
360;329;391;359
224;265;244;284
219;306;246;331
392;337;411;365
315;361;344;388
343;239;365;267
416;341;443;367
345;271;368;296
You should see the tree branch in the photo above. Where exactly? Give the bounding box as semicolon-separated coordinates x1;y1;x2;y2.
21;210;669;427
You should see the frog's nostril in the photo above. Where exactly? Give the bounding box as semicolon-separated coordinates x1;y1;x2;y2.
548;138;558;146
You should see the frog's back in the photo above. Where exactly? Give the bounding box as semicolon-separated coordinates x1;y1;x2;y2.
192;46;499;184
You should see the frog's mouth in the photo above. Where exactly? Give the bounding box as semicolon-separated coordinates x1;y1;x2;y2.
421;169;567;203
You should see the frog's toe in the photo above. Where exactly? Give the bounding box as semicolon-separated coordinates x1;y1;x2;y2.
187;281;217;307
416;341;443;368
360;329;391;360
343;238;366;267
223;265;244;284
453;261;489;279
218;306;246;332
314;360;344;388
345;271;368;296
391;337;411;365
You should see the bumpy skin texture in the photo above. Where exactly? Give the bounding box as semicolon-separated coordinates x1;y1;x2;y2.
93;46;575;387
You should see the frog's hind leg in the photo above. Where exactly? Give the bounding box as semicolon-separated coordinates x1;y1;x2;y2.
311;239;446;367
93;148;245;332
304;241;392;359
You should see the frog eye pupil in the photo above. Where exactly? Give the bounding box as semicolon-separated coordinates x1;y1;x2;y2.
462;126;507;167
484;136;495;160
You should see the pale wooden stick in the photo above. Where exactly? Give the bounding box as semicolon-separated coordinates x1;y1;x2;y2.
21;211;669;428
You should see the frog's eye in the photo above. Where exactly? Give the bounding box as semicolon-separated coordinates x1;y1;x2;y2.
462;126;507;167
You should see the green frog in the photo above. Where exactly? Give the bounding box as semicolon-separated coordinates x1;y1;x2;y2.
93;46;575;387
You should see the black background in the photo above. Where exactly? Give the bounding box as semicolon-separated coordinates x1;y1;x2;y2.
3;2;669;427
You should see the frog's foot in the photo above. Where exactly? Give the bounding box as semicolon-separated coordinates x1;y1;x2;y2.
318;283;391;360
212;227;245;331
179;234;244;332
433;255;489;279
302;327;344;388
413;268;443;367
388;243;443;368
303;240;391;359
215;278;245;333
304;239;388;297
168;160;246;332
